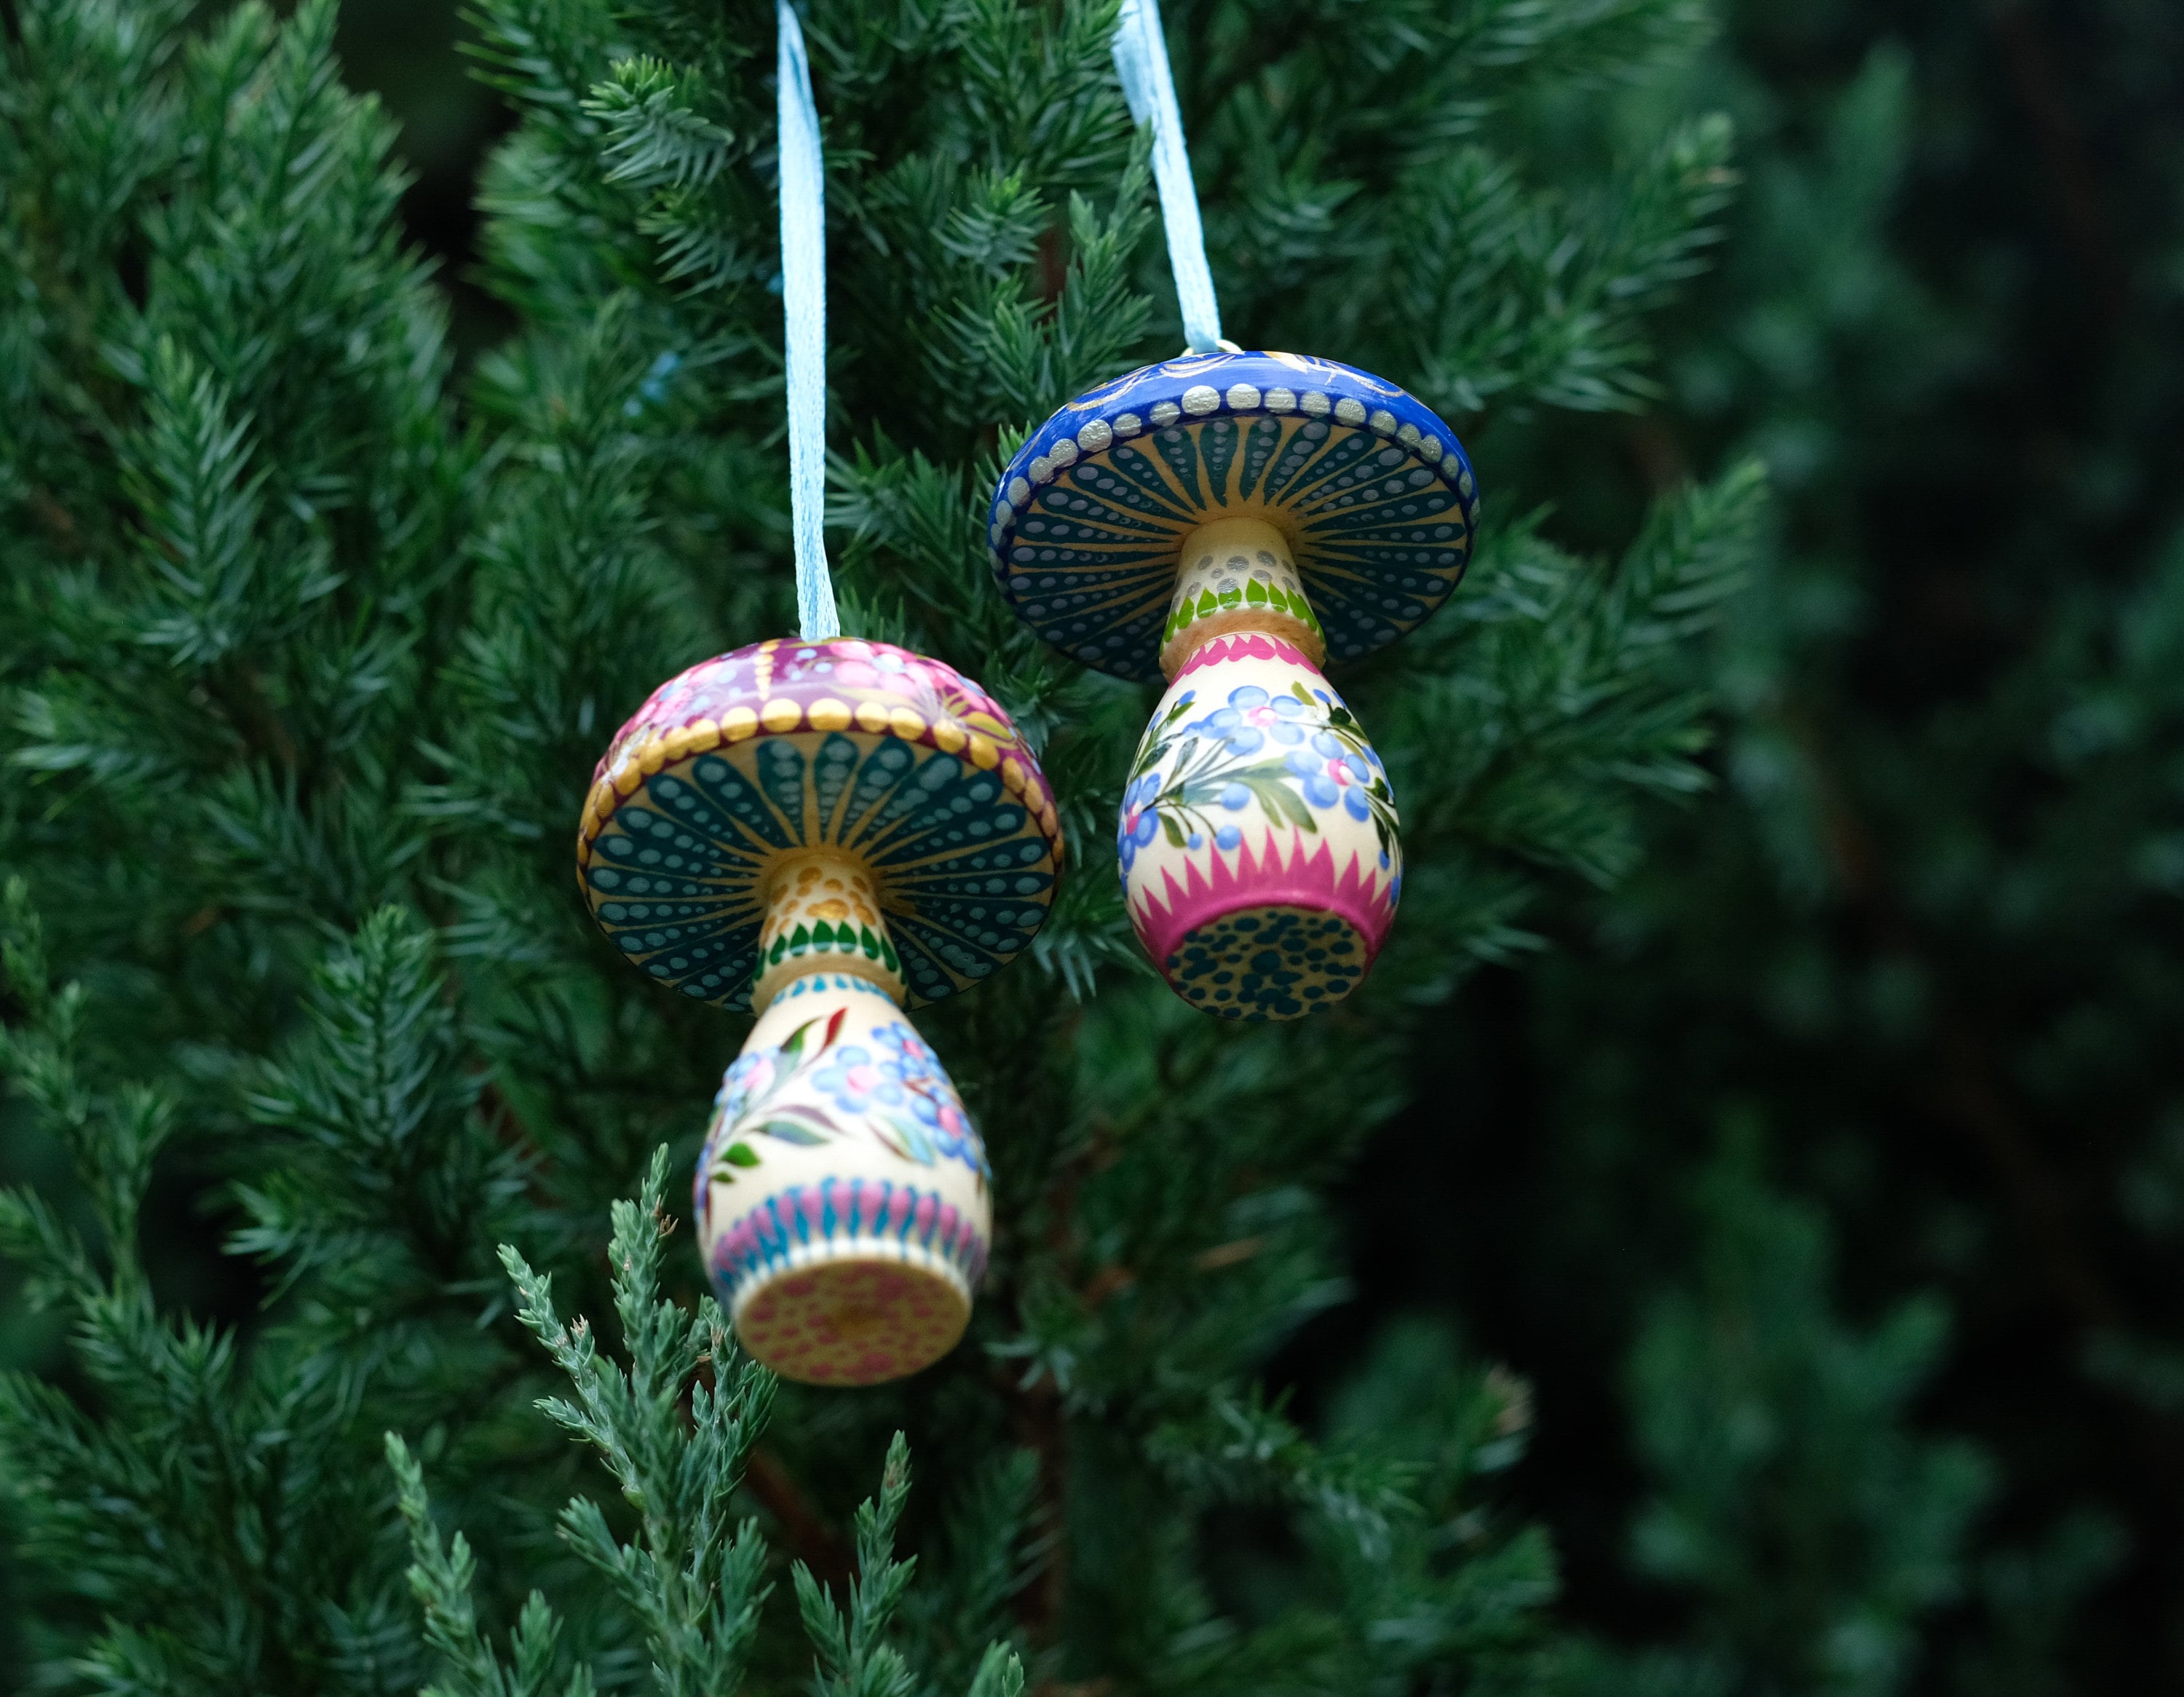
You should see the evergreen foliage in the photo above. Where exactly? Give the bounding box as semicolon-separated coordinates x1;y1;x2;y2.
1347;1;2184;1688
0;0;1754;1688
17;0;2180;1690
1620;1134;1990;1695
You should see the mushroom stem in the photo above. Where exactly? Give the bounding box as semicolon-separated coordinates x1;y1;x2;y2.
704;876;984;1383
750;846;906;1013
1158;515;1329;681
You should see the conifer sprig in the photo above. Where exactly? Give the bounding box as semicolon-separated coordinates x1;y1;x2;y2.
393;1153;1026;1697
1;0;1763;1685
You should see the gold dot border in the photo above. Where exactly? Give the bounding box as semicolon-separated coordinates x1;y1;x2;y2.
574;696;1068;874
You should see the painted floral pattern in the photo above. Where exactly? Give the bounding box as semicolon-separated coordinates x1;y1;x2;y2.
598;636;1034;791
1117;679;1397;877
809;1021;986;1179
701;1005;986;1194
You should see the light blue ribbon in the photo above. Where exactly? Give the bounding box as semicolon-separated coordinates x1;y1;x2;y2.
1111;0;1224;355
778;0;839;641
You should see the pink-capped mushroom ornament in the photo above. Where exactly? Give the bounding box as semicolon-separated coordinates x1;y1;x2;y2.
577;637;1064;1383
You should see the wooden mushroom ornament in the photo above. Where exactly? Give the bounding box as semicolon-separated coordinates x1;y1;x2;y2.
987;352;1477;1018
577;638;1065;1384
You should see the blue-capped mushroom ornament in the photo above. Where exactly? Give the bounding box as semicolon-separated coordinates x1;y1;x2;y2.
988;352;1477;1019
577;638;1066;1385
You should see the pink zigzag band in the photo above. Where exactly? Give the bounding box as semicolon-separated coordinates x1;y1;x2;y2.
1174;631;1318;679
1129;828;1397;976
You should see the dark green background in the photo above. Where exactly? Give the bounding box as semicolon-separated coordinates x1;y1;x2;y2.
12;0;2184;1687
337;0;2184;1681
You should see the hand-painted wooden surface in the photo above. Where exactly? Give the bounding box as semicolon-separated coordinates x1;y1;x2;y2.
577;637;1061;1382
988;350;1477;681
577;637;1066;1011
1120;576;1399;1020
693;968;989;1384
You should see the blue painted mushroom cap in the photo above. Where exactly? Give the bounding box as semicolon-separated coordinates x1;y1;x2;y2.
986;350;1479;681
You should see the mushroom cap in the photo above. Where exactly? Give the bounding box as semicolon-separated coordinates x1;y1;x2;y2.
987;350;1479;681
577;638;1065;1012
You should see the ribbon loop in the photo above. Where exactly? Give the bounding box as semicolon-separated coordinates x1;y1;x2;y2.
778;0;839;641
1111;0;1224;355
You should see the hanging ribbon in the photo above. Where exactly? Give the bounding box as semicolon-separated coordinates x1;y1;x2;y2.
778;0;839;641
1110;0;1224;355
